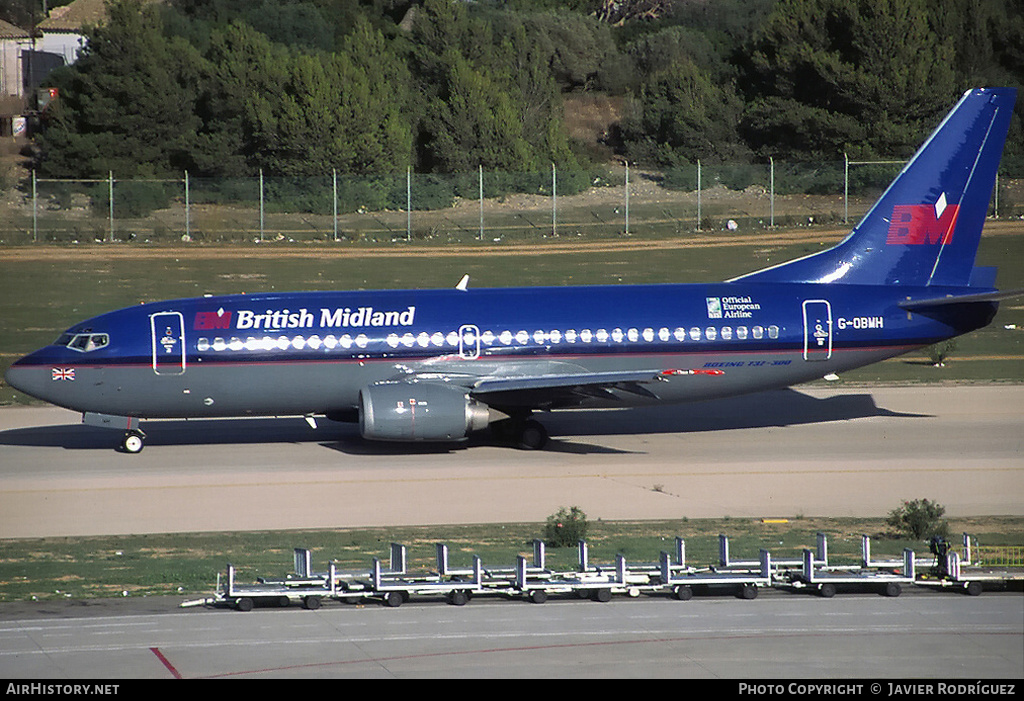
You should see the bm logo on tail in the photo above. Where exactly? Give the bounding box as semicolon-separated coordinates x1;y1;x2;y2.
886;193;959;245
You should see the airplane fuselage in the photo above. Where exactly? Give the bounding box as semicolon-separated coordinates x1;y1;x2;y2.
8;281;994;420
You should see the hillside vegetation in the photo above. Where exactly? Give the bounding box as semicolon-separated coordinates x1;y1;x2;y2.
25;0;1024;185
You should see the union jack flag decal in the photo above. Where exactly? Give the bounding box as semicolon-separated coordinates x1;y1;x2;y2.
52;367;75;381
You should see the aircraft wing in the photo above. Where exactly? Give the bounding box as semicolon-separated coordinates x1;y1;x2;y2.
467;368;723;409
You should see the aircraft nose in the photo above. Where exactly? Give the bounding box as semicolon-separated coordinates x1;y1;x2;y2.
5;354;53;402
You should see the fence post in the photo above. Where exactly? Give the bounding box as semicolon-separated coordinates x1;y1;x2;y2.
844;152;849;225
551;162;557;237
184;170;190;241
994;171;999;218
31;169;37;244
406;166;412;241
624;160;630;235
769;156;775;228
108;170;114;242
479;164;483;241
259;168;264;242
696;160;701;231
333;168;338;242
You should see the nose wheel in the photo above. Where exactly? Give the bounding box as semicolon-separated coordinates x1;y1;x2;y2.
120;429;146;454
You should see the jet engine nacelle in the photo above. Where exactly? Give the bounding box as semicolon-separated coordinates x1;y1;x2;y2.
359;382;490;442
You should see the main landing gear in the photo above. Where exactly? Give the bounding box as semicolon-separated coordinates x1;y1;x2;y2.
490;413;549;450
120;429;146;454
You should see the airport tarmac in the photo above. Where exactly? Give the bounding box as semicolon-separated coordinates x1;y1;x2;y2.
0;385;1021;538
0;588;1021;679
1;384;1022;680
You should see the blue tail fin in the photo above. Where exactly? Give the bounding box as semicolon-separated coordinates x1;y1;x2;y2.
735;88;1017;287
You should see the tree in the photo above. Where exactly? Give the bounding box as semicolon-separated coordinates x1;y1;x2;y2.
887;499;949;540
620;56;745;165
739;0;958;159
37;0;204;178
925;340;958;367
411;0;580;173
544;506;589;547
245;18;412;176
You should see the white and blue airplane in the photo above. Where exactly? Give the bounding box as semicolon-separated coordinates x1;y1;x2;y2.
5;88;1020;453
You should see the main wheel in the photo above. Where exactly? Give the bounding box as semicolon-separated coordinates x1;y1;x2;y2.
121;431;145;454
517;420;548;451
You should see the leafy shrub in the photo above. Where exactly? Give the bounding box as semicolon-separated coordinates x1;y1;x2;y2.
925;340;957;367
544;506;588;547
886;499;949;540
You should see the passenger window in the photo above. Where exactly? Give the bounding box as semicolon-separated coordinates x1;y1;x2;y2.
768;325;779;339
737;326;748;340
689;327;701;341
705;327;717;341
721;327;733;340
752;326;764;339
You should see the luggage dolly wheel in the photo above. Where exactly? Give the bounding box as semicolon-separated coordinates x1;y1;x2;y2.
591;588;612;603
818;582;836;598
121;429;146;454
964;581;983;597
883;582;902;597
673;585;693;601
738;583;758;600
447;590;470;606
235;597;254;612
528;589;548;604
383;591;404;608
302;596;321;610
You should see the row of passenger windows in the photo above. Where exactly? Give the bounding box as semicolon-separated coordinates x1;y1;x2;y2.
195;325;781;353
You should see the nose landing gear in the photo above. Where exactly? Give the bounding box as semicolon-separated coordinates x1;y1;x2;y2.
120;429;146;454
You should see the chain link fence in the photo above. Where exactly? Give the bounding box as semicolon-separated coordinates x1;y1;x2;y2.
1;161;1017;246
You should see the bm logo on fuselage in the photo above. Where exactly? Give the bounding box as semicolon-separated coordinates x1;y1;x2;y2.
194;310;233;330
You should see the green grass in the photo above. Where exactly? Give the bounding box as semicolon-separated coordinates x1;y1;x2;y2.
2;516;1021;602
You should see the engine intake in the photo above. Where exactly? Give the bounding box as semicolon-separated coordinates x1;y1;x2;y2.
359;382;490;442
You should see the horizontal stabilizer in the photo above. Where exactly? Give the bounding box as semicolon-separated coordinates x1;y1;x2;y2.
899;288;1024;310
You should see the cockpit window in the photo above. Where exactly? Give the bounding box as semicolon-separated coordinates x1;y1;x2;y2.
57;333;110;352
